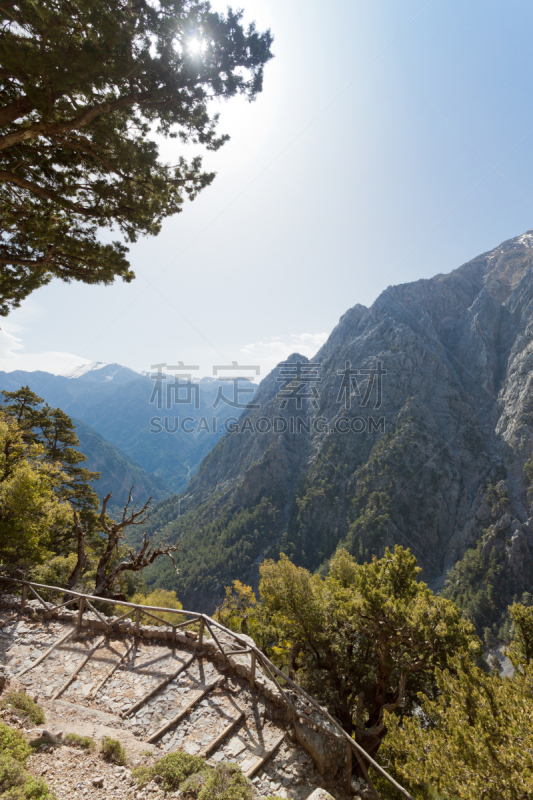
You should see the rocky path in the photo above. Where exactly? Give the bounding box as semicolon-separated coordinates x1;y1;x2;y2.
0;610;357;800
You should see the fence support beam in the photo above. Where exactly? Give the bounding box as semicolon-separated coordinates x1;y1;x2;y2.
200;710;245;759
146;678;222;743
250;651;256;690
89;641;135;699
346;741;353;795
18;627;74;677
19;584;27;615
353;746;380;800
76;597;84;631
122;653;195;718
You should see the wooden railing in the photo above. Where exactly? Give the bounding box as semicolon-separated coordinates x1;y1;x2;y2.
0;578;415;800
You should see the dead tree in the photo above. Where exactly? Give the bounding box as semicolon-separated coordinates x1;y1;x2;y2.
91;486;179;600
65;509;87;590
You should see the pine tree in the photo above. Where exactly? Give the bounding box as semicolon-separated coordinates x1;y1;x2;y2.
376;603;533;800
0;0;273;312
259;547;480;759
1;387;100;540
0;411;72;570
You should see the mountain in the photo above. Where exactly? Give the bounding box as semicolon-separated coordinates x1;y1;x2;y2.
143;230;533;631
0;365;256;494
72;418;168;508
63;361;141;384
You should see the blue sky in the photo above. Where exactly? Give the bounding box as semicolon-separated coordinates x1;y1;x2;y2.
3;0;533;378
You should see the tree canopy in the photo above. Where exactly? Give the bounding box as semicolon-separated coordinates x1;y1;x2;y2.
0;388;178;602
234;547;480;759
0;410;71;569
0;0;273;312
380;603;533;800
1;386;100;522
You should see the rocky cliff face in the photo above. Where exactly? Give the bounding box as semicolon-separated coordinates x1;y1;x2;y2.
146;231;533;623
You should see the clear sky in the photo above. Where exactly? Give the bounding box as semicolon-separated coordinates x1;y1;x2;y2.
2;0;533;379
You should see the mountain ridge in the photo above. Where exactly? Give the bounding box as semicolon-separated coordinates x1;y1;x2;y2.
71;417;169;508
141;230;533;627
0;365;256;495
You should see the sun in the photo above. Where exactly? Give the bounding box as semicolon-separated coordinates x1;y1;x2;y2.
187;38;204;56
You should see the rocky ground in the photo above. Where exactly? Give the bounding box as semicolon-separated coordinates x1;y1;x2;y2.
0;610;369;800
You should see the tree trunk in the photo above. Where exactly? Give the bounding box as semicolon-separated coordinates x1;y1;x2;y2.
65;510;86;592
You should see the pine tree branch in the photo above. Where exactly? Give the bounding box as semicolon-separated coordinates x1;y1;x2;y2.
0;170;136;218
0;90;154;151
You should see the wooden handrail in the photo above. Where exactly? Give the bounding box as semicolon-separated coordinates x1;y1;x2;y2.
0;578;201;618
0;577;415;800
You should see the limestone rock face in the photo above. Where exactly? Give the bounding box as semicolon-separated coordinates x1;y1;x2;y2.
146;230;533;613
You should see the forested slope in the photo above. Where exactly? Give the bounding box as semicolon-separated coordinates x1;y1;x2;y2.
143;230;533;634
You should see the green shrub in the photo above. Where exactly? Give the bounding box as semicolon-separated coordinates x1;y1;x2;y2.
100;737;126;766
30;555;78;600
0;753;26;793
130;765;152;786
21;776;56;800
0;753;56;800
180;770;210;797
3;776;57;800
0;722;32;764
63;734;94;750
119;589;184;626
137;759;253;800
1;693;45;726
197;764;253;800
133;752;206;792
180;770;209;800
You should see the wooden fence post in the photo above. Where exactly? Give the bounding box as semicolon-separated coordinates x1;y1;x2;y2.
198;617;204;649
250;651;256;689
135;608;140;637
346;741;353;795
77;597;84;631
19;584;27;615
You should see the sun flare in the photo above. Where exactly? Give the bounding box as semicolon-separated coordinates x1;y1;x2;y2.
187;37;204;55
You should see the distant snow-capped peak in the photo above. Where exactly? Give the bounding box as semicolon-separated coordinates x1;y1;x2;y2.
62;361;109;379
62;362;141;383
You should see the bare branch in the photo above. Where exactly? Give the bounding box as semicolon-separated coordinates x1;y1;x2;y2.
122;485;134;525
66;509;86;591
99;492;112;534
93;486;163;599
